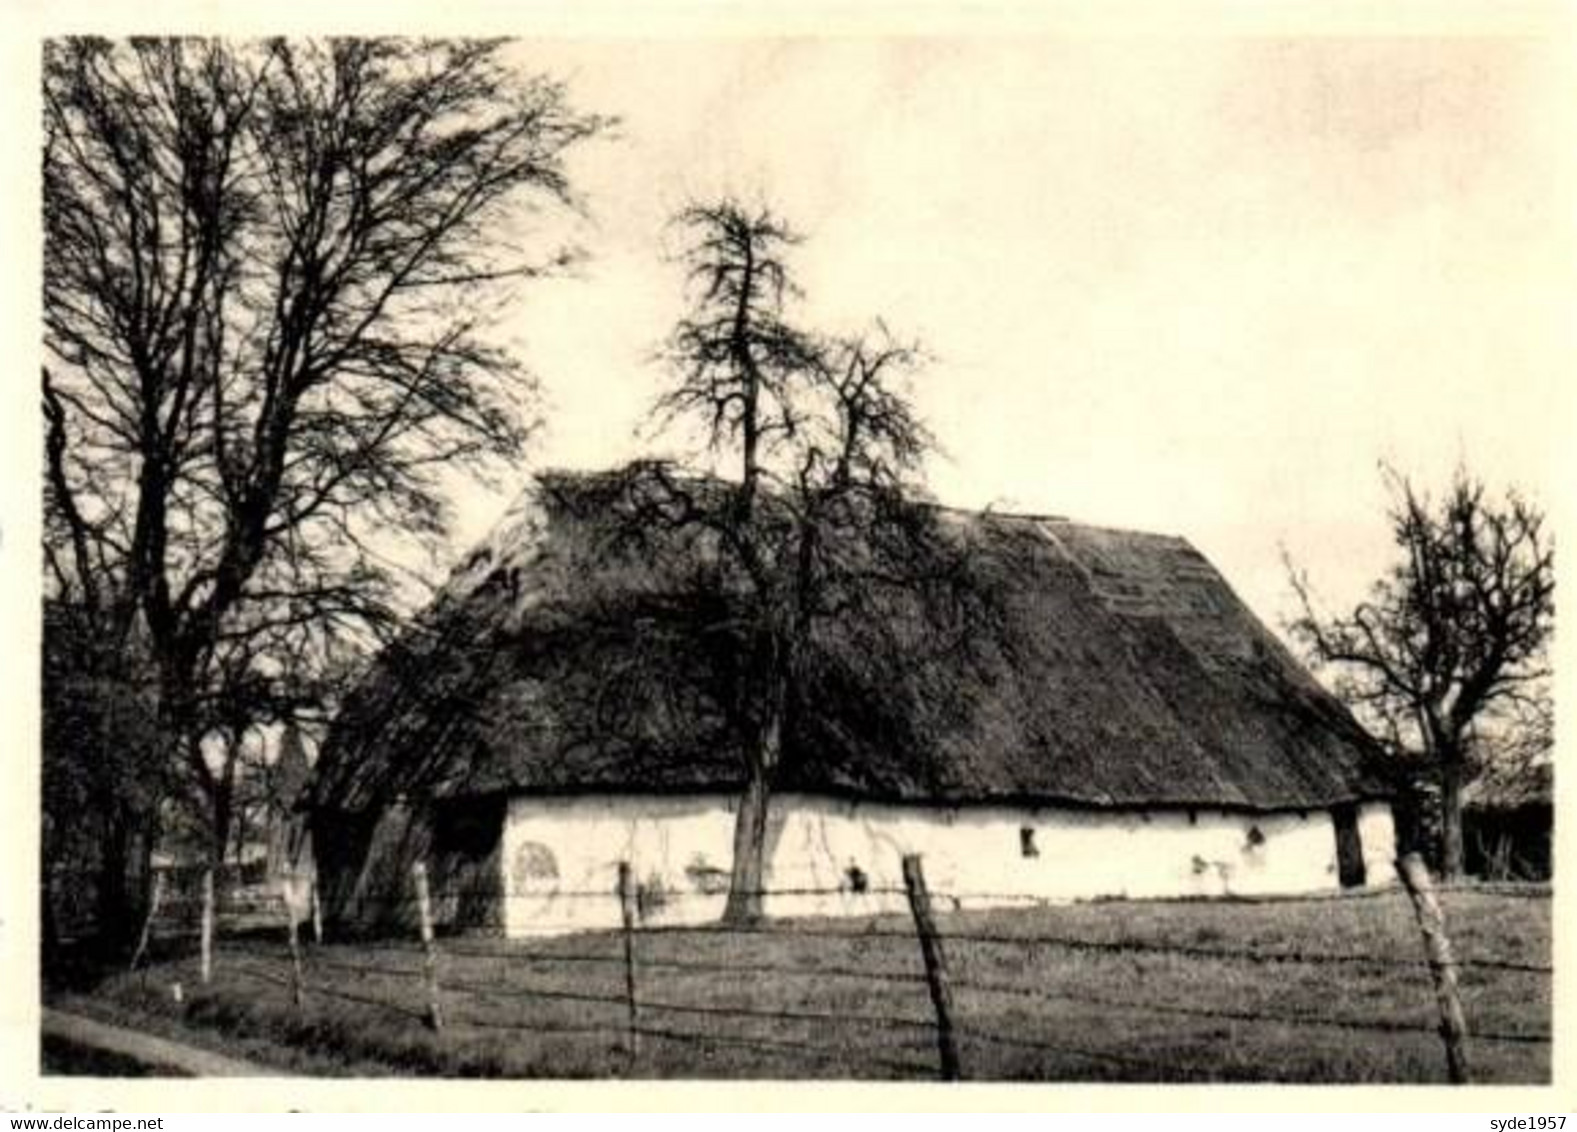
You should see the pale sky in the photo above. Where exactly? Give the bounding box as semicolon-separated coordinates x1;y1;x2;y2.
0;9;1573;1109
452;35;1571;635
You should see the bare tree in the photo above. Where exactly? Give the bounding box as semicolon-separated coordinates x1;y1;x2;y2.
605;200;989;923
1288;468;1554;878
42;37;606;946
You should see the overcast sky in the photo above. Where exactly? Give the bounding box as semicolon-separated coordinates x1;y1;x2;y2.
453;35;1568;634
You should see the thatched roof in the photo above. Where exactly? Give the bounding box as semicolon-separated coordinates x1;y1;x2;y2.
313;467;1391;814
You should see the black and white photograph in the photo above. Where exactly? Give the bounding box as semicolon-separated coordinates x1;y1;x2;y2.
7;0;1568;1103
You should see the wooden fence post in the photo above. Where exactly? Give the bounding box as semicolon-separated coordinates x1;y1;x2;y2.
310;874;324;945
617;861;641;1061
901;854;961;1081
199;868;214;986
412;861;444;1032
284;872;306;1014
1397;852;1471;1084
129;870;165;972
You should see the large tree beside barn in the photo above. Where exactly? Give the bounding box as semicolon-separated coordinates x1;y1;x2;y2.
1288;468;1554;879
41;36;605;949
626;200;986;922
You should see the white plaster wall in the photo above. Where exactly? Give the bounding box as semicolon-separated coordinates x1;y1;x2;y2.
500;792;1398;937
1358;800;1399;886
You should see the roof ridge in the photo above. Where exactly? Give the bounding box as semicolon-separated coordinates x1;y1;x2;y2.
513;464;1195;545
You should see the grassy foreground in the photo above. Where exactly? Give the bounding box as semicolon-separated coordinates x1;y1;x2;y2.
52;888;1551;1082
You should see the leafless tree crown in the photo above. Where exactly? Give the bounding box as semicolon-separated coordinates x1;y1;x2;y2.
1287;467;1553;875
43;36;607;887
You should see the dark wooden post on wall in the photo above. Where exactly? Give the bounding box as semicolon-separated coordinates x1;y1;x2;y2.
617;861;641;1061
1332;803;1367;888
412;861;445;1032
901;853;961;1081
1397;852;1471;1083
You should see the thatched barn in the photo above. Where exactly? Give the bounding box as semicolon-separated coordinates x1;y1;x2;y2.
309;467;1396;937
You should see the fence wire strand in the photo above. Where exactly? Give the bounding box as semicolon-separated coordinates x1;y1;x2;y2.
139;873;1550;1081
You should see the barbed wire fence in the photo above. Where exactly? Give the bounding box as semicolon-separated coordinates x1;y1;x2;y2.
125;853;1552;1082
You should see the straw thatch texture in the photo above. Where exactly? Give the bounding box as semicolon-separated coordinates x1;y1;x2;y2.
312;467;1390;815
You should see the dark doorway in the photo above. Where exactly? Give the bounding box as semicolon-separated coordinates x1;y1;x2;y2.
433;796;506;930
1332;803;1366;888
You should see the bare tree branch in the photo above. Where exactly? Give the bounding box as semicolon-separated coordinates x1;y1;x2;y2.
43;36;608;913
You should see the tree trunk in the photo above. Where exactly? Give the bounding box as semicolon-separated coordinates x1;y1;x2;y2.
95;819;130;945
1438;763;1466;880
94;807;155;958
212;749;237;878
722;767;772;924
722;686;785;925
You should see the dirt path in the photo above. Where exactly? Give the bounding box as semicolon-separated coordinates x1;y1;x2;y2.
41;1009;284;1077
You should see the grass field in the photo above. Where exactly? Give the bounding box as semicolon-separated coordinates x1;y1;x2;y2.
54;887;1552;1082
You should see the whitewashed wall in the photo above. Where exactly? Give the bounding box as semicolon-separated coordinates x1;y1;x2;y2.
1356;802;1396;879
499;792;1396;937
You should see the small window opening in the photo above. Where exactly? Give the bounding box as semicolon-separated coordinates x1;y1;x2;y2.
1245;824;1266;849
844;863;869;893
1187;809;1198;826
1020;827;1039;858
